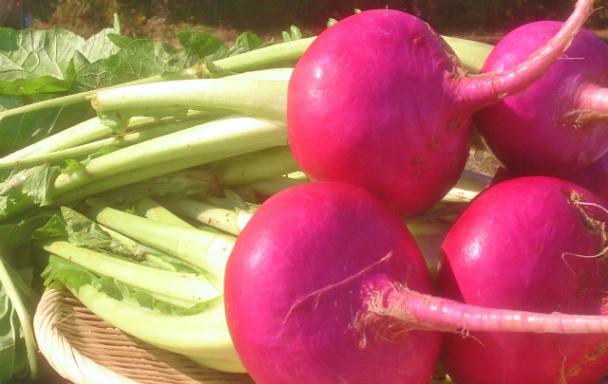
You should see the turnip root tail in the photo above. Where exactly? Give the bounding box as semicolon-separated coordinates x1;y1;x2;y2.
567;191;608;259
363;279;608;335
565;84;608;126
459;0;594;108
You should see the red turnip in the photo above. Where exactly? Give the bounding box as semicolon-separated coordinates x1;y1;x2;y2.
492;152;608;203
476;21;608;177
437;176;608;384
286;0;594;218
224;181;608;384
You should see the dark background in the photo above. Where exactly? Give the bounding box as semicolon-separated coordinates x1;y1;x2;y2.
2;0;608;43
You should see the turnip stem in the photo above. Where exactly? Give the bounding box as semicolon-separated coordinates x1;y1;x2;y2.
462;0;594;106
369;277;608;334
442;36;494;74
91;78;289;124
0;114;215;169
211;37;316;73
97;224;203;273
86;206;235;290
210;35;493;75
1;117;115;162
51;157;217;206
248;176;308;197
52;117;287;196
39;240;221;307
0;68;200;122
52;281;245;372
157;198;251;236
227;68;293;81
217;145;299;185
134;197;195;228
568;83;608;121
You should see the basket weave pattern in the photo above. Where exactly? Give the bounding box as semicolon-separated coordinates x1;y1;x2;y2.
34;284;454;384
34;284;254;384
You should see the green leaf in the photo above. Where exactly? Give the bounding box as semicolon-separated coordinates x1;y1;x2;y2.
79;28;120;64
106;33;134;49
0;28;79;95
227;31;263;57
176;31;228;61
0;165;60;218
60;159;85;174
0;94;27;112
0;100;96;158
282;25;303;42
70;39;197;93
41;255;94;290
0;26;119;156
0;213;56;251
0;274;29;380
30;213;67;241
60;206;114;249
0;255;37;381
0;27;118;96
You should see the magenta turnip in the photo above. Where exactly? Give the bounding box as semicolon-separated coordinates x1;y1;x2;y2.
224;181;608;384
476;21;608;177
286;0;594;217
437;176;608;384
492;152;608;203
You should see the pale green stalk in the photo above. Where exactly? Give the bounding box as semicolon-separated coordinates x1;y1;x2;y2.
443;169;491;202
87;206;235;290
217;145;300;185
39;240;221;307
442;36;494;73
52;117;287;196
0;68;200;123
0;114;215;169
51;156;216;206
157;198;252;236
0;118;286;222
210;37;316;73
97;225;205;274
227;67;293;81
60;282;244;372
0;117;115;162
134;197;195;228
91;78;289;124
248;175;308;197
210;35;493;74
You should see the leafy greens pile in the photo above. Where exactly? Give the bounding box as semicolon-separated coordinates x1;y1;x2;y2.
0;13;492;381
0;16;305;381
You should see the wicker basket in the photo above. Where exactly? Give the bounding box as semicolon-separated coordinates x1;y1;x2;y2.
34;283;452;384
33;283;254;384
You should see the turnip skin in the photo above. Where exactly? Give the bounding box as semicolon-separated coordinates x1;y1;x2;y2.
288;10;471;218
566;154;608;203
224;182;441;384
437;176;608;384
493;153;608;204
476;21;608;178
225;181;608;384
287;0;594;217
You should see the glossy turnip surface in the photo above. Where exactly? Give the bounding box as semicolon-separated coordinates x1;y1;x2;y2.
225;180;608;384
476;21;608;177
437;176;608;384
287;10;471;218
224;182;440;384
287;0;593;217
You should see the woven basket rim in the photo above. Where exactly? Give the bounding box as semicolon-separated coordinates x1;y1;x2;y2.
33;283;254;384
